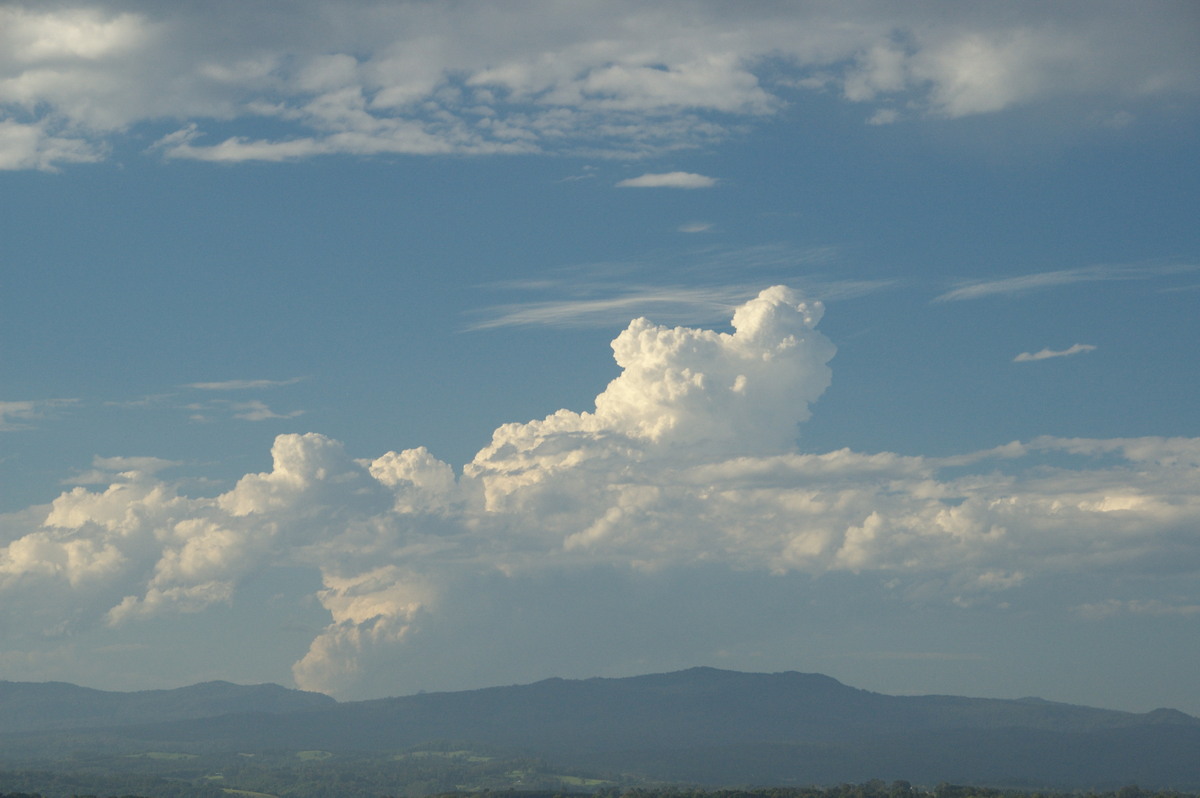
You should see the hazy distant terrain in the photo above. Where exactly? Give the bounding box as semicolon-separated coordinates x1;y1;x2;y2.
1;668;1197;795
0;679;335;733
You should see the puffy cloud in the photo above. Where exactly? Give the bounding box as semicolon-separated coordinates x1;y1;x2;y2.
292;566;432;695
1;288;1199;697
615;171;717;189
368;447;457;513
1;2;1196;169
1014;343;1096;362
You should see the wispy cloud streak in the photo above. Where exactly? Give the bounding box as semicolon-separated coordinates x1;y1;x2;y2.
1014;343;1096;362
469;286;743;330
469;244;892;330
934;263;1199;302
186;378;305;391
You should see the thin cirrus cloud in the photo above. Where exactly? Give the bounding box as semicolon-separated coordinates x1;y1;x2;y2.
186;399;304;423
1073;599;1200;620
933;262;1200;302
1013;343;1097;362
615;172;717;189
469;244;893;331
2;287;1198;698
467;285;747;330
230;401;305;422
185;378;306;391
2;2;1197;170
182;379;307;421
470;281;896;330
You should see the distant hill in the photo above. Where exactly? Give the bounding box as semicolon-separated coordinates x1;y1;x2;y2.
2;668;1198;789
0;679;335;733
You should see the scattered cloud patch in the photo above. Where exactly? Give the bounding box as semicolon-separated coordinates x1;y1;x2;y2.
231;401;305;422
0;120;103;171
186;378;305;391
866;108;900;126
0;399;77;431
2;4;1197;169
177;380;306;422
186;399;304;423
677;222;713;233
560;166;598;182
1014;343;1097;362
67;456;183;486
616;172;717;189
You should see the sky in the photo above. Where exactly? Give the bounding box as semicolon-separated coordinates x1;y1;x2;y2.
1;1;1199;714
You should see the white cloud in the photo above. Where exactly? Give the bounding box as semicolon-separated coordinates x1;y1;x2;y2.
67;456;182;486
616;171;717;189
292;566;431;695
469;243;889;331
0;119;102;171
934;262;1199;302
2;289;1199;697
186;378;305;391
0;398;76;431
468;285;746;330
184;399;304;423
935;267;1110;302
2;2;1195;169
476;286;833;459
677;222;712;233
0;6;147;62
230;400;305;422
1014;343;1096;362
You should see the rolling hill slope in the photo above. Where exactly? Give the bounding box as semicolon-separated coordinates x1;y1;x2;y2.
2;668;1197;789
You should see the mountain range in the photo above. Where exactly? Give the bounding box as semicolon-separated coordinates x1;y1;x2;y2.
2;668;1197;790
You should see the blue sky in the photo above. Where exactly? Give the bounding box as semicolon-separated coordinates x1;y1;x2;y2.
2;1;1199;713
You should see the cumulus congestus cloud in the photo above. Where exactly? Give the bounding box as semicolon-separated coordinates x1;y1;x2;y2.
2;287;1198;697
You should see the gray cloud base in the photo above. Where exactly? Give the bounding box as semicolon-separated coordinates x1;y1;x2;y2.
2;1;1198;169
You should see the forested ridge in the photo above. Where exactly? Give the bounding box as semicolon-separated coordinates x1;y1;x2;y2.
3;670;1198;792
